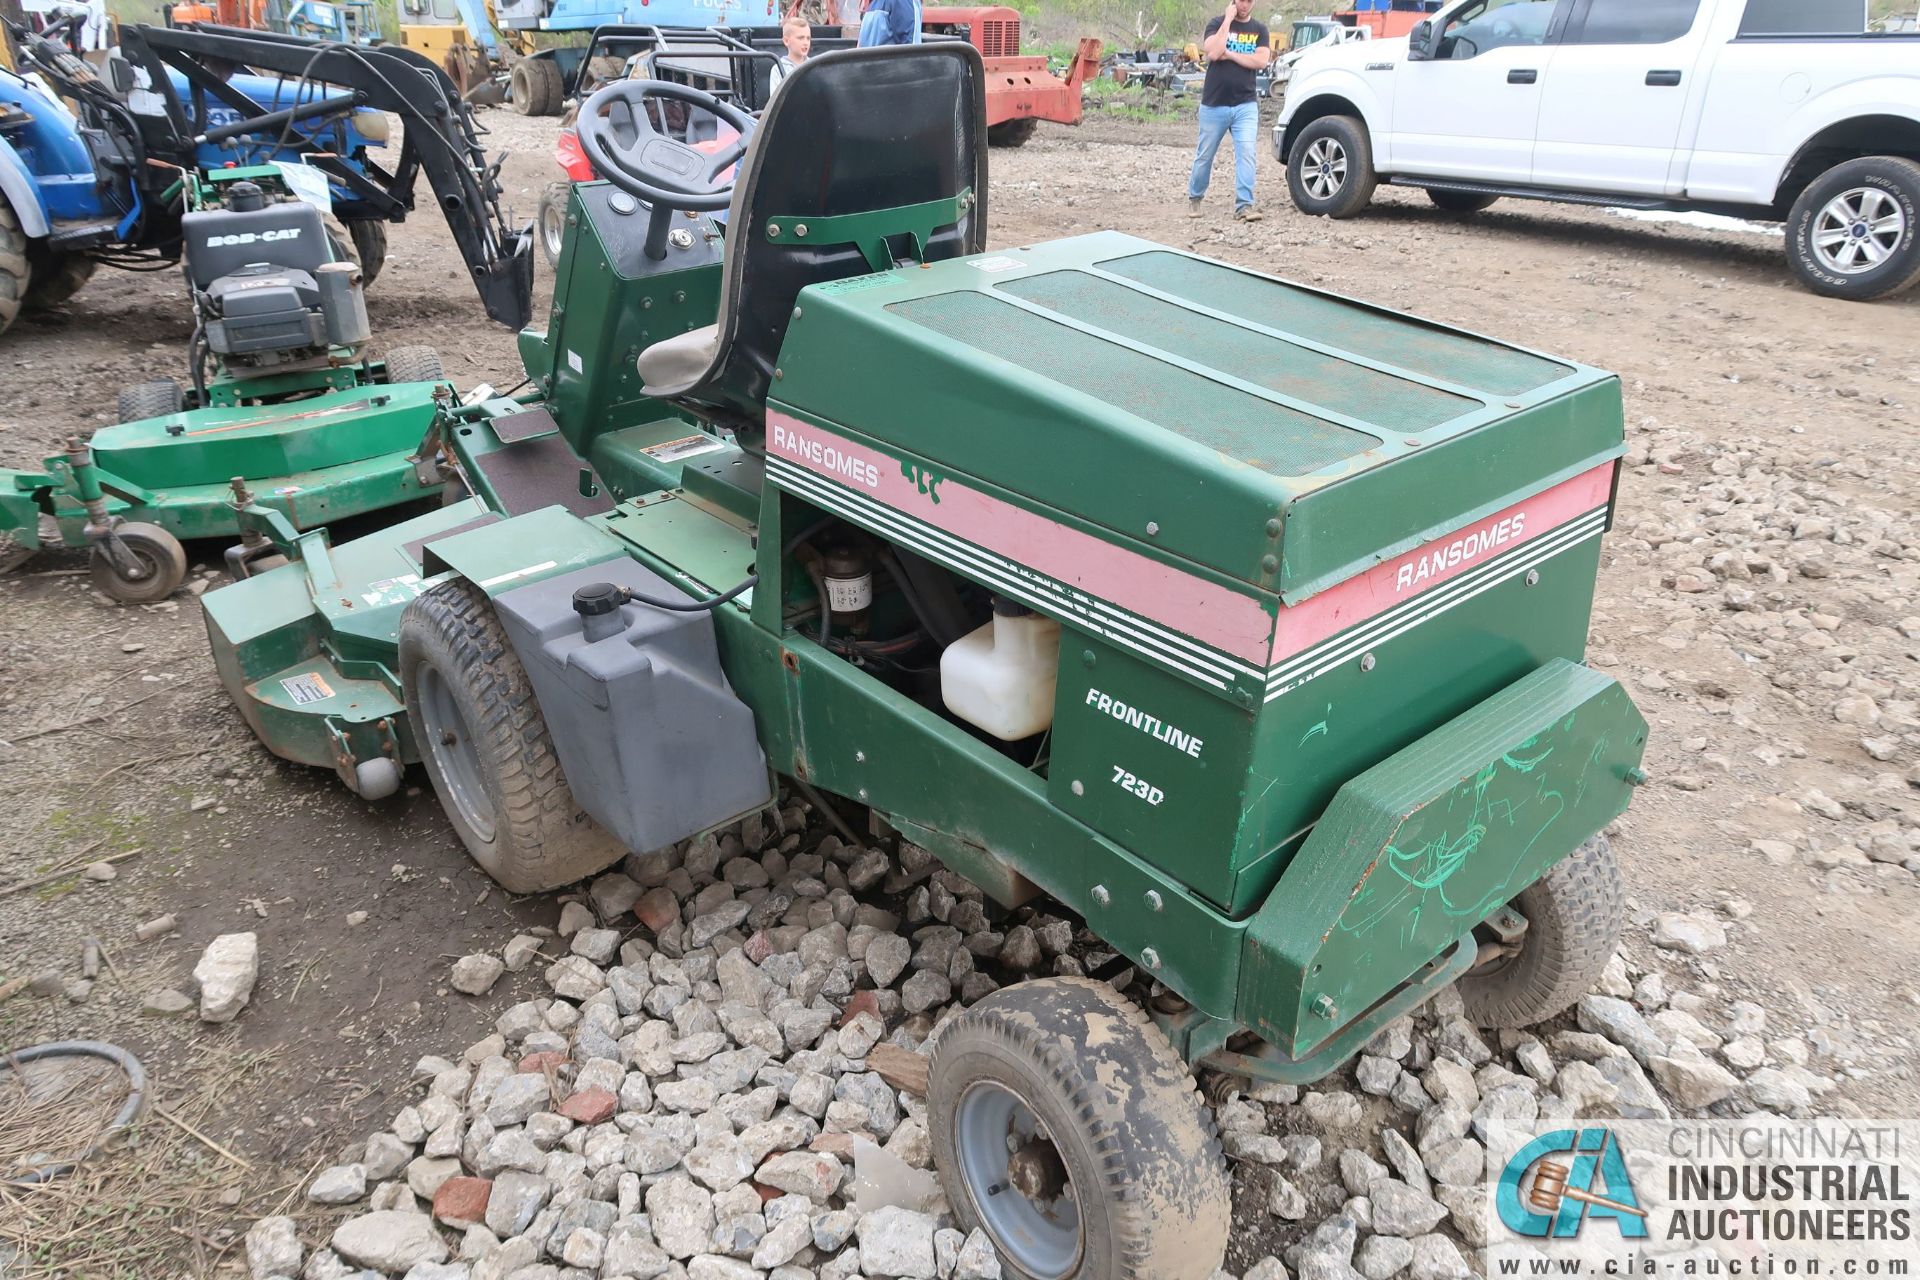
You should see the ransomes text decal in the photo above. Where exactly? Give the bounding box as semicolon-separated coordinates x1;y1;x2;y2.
770;421;880;490
1085;687;1204;759
1395;513;1525;593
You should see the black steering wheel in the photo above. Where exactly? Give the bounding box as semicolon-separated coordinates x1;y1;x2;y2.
574;79;756;214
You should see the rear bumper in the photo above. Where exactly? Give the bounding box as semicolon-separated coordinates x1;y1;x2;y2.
982;56;1083;127
1235;657;1646;1060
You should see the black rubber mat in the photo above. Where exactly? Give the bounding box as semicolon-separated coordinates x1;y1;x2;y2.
402;513;499;569
492;407;560;443
472;435;616;519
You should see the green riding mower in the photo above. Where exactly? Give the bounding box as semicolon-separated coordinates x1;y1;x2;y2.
203;45;1647;1278
0;167;476;602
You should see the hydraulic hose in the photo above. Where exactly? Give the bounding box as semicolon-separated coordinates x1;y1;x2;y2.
2;1040;149;1185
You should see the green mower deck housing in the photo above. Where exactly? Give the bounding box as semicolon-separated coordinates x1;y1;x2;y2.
205;173;1646;1075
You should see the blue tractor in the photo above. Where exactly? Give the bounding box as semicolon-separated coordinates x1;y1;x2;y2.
0;17;532;336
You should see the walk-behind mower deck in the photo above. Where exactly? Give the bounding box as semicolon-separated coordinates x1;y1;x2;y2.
203;44;1645;1280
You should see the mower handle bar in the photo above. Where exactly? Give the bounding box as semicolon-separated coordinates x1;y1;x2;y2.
195;91;363;145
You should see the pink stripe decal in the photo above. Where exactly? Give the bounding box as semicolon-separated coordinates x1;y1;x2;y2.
767;412;1276;664
1270;462;1614;664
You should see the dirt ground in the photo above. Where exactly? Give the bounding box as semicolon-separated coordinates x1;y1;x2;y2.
1;103;1916;1275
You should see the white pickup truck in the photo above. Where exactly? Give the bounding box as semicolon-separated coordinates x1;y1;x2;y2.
1274;0;1920;300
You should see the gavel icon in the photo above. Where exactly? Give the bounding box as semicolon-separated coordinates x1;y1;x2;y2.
1527;1159;1648;1219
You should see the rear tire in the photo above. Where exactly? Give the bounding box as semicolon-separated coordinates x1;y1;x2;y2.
1457;836;1625;1029
1285;114;1377;219
383;345;446;385
117;379;186;424
511;58;564;116
928;977;1231;1280
1427;189;1500;214
0;201;30;337
26;248;97;310
398;579;626;893
1785;155;1920;302
988;117;1039;148
537;180;572;268
90;522;188;604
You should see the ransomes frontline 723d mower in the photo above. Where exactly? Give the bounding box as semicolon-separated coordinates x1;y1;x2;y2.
204;45;1647;1277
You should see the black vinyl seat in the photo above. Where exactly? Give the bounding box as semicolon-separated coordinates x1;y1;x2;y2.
635;43;987;424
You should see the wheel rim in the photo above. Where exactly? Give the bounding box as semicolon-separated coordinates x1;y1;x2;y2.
1302;137;1347;201
1811;186;1906;275
540;200;567;260
415;662;496;842
955;1082;1083;1279
98;542;158;585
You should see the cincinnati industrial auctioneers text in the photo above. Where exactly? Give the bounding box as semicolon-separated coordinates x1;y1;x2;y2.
1664;1124;1911;1245
1489;1119;1920;1270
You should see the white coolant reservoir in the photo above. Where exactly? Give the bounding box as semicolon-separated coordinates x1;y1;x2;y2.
940;600;1062;741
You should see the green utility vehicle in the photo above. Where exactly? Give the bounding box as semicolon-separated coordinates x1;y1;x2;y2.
205;46;1646;1276
0;167;458;602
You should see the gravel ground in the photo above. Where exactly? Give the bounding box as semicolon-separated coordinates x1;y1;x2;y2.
0;104;1916;1278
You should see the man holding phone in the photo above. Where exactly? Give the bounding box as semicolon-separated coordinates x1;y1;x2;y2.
1188;0;1271;222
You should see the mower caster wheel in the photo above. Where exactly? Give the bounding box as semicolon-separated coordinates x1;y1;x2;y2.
1458;835;1625;1029
929;977;1230;1280
383;345;446;387
117;379;185;424
352;757;402;801
398;579;625;893
90;522;188;604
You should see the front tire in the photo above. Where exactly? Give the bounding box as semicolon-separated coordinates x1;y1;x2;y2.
928;977;1230;1280
1457;836;1625;1029
537;180;571;267
326;218;388;288
1286;115;1377;219
1786;156;1920;302
91;522;188;604
398;579;625;893
26;248;97;310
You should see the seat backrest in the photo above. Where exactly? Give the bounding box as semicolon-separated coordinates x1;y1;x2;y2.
673;42;987;424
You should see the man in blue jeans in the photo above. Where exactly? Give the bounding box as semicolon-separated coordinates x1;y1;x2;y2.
1189;0;1271;222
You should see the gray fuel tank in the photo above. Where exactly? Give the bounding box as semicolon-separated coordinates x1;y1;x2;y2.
491;561;772;857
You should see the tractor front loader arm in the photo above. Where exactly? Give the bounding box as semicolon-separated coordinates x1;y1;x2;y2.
118;23;534;330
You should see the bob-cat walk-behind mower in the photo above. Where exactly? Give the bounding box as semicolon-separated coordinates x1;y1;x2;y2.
0;23;534;600
204;45;1648;1276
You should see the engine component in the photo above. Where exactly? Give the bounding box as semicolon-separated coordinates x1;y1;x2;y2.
940;597;1061;741
316;261;372;350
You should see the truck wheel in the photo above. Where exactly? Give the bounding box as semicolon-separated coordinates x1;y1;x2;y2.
91;522;189;604
537;181;572;267
988;118;1039;148
1457;835;1624;1029
398;579;626;893
512;58;563;116
327;218;389;288
1786;156;1920;302
26;248;97;310
0;201;29;337
1427;189;1499;214
117;379;186;423
928;977;1230;1280
1286;115;1377;219
383;345;446;385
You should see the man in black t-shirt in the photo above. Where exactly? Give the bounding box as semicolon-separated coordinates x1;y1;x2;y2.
1187;0;1271;221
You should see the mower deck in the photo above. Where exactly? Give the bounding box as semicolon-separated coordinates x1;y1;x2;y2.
1;379;445;551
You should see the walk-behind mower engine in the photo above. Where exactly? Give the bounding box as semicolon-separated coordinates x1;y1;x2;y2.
185;181;371;369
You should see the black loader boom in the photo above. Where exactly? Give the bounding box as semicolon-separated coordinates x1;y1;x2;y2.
118;23;534;329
